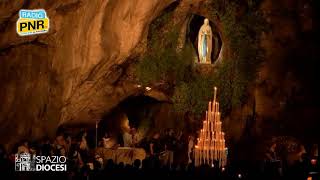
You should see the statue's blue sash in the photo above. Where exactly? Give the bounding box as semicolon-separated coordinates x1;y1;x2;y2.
202;34;207;62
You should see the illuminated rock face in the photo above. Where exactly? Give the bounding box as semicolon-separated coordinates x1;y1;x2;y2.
0;0;221;149
0;0;174;148
0;0;318;152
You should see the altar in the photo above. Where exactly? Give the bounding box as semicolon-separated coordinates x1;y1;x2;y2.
95;147;146;165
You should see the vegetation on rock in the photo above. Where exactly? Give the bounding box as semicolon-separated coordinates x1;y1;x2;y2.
207;0;267;114
136;0;267;117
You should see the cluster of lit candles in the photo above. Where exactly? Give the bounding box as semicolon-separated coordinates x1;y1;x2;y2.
194;87;227;168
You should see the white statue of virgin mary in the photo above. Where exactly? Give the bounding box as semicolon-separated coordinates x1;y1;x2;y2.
198;18;212;64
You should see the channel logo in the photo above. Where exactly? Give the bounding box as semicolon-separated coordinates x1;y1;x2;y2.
16;9;49;36
15;153;67;172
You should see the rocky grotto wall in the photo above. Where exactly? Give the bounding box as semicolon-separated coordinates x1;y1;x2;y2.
0;0;318;153
0;0;175;148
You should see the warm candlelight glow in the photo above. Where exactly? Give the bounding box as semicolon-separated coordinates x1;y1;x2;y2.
195;87;227;168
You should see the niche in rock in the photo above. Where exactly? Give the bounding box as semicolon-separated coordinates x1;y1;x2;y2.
187;14;222;64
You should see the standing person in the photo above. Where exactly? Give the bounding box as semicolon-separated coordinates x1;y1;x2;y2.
117;133;124;147
79;130;89;164
68;143;84;172
79;130;88;151
64;133;72;154
17;140;29;154
120;116;130;147
265;143;277;161
175;130;187;165
102;132;113;148
41;137;51;156
264;143;281;179
131;128;140;147
123;129;132;147
188;135;195;164
55;134;67;154
149;132;162;168
311;144;318;160
164;129;176;167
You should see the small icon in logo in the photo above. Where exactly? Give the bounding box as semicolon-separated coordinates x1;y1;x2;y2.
16;9;50;36
15;153;36;171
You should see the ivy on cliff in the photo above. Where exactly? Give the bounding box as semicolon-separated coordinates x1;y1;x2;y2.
136;31;193;86
205;0;266;115
136;0;267;117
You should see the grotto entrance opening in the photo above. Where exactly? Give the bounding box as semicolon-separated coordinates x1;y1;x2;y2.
98;95;179;147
